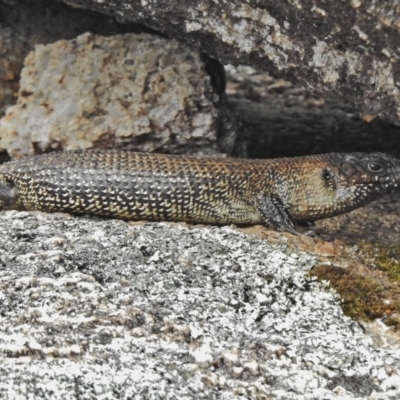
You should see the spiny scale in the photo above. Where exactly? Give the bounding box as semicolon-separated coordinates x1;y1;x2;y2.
0;149;399;235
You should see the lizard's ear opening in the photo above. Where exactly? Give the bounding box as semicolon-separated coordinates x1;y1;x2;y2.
321;167;337;190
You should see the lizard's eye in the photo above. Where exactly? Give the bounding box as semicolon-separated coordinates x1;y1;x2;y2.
321;168;337;190
368;162;383;172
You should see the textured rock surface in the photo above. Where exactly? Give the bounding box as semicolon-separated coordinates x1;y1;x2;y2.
0;33;229;157
2;1;399;161
60;0;400;126
225;66;400;159
0;0;122;118
0;211;399;399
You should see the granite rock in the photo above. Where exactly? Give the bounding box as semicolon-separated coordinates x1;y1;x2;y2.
0;0;122;118
0;211;399;399
0;33;226;157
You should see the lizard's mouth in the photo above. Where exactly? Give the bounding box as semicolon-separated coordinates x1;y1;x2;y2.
375;183;397;194
373;173;400;194
380;163;400;193
344;160;400;195
333;152;400;196
342;178;398;195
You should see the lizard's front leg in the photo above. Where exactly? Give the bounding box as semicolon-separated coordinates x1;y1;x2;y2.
255;193;306;236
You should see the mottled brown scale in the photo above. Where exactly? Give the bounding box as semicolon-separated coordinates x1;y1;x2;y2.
0;150;399;235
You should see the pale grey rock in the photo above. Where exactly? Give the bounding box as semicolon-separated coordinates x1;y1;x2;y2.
0;210;399;399
0;0;122;118
0;33;225;157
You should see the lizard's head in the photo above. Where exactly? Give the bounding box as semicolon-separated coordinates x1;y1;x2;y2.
288;152;400;222
316;152;400;216
325;152;400;195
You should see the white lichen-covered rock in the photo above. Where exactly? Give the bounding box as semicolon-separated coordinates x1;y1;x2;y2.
0;211;399;399
0;33;221;157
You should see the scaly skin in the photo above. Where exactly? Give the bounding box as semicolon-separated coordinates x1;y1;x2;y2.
0;150;399;235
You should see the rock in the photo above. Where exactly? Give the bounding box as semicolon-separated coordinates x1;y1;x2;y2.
0;210;399;398
0;0;122;118
0;33;231;157
59;0;400;126
225;66;400;158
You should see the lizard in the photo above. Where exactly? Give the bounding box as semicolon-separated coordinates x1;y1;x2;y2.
0;150;399;235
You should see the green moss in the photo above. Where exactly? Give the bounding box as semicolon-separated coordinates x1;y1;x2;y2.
358;241;400;283
310;241;400;329
310;265;397;322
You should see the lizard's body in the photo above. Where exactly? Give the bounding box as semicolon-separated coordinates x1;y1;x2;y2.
0;150;399;235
